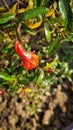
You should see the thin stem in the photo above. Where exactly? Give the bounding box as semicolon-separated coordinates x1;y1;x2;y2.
2;0;10;10
16;0;23;5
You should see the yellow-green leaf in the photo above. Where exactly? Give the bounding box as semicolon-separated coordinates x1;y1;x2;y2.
45;59;57;69
3;3;17;15
45;9;54;17
44;21;51;42
0;72;15;82
24;19;42;29
0;14;15;24
36;70;44;86
24;88;32;93
18;0;33;14
0;7;6;12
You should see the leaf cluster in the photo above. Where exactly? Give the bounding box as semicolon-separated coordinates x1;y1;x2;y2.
0;0;73;96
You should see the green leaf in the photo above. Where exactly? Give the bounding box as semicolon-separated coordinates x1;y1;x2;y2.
3;22;16;28
19;6;49;21
22;23;37;36
40;0;48;6
48;36;61;55
0;14;15;24
34;0;48;7
0;72;15;82
59;0;73;30
36;70;44;86
48;18;61;24
34;0;41;7
44;21;51;42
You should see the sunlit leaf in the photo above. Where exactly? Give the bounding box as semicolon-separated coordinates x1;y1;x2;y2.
45;59;57;69
44;21;51;42
59;0;73;31
9;3;17;14
25;28;37;35
0;14;15;24
19;6;49;21
24;88;32;93
36;70;44;86
18;0;33;14
24;19;42;29
28;0;34;9
53;1;57;10
3;3;17;15
0;72;15;82
45;9;54;17
7;43;14;49
18;8;28;14
16;88;22;94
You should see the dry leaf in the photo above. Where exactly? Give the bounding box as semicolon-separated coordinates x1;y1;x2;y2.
18;0;33;13
3;3;17;15
24;88;32;93
24;19;42;29
45;9;54;17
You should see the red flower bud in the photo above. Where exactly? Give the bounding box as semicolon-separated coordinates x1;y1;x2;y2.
15;40;38;70
47;68;54;73
0;90;4;95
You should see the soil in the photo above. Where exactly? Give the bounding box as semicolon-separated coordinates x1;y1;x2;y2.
0;79;73;130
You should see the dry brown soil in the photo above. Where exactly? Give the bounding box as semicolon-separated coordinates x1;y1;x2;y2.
0;79;73;130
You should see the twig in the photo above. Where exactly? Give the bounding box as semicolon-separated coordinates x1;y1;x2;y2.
2;0;10;10
16;0;23;5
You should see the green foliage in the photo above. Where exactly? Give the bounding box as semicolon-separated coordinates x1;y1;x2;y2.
34;0;48;7
22;23;37;36
0;0;73;97
0;72;15;82
36;70;44;86
0;14;15;24
44;21;51;42
0;50;72;95
59;0;73;32
47;36;61;56
19;6;49;20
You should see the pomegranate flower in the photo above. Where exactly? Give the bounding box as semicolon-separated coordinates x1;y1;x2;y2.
15;40;38;70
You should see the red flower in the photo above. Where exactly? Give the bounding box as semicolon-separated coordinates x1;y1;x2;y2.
47;68;54;73
15;40;38;70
